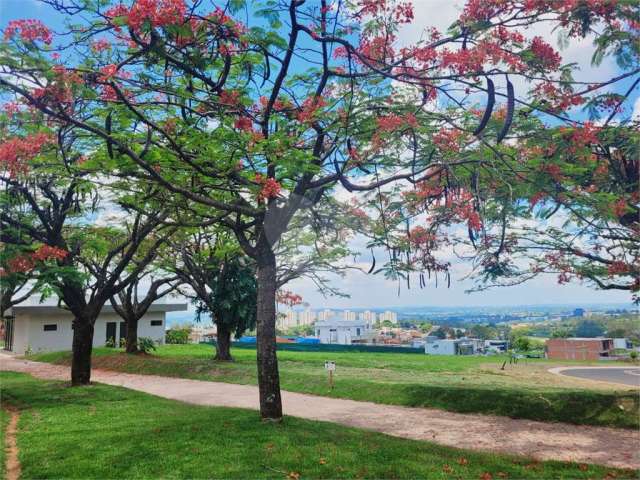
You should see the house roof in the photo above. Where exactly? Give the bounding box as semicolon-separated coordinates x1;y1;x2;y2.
315;319;368;327
9;299;188;315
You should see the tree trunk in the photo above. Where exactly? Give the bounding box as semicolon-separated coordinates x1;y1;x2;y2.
126;316;139;354
255;248;283;421
71;318;95;386
214;323;233;361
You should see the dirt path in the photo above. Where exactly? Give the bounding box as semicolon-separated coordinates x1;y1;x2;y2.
1;355;639;470
4;406;21;480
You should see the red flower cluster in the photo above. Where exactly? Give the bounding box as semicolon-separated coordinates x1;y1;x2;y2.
100;64;119;79
91;39;111;52
540;163;564;182
0;132;54;177
254;174;282;201
4;245;68;275
127;0;187;31
358;34;395;65
562;122;601;153
234;116;253;132
219;89;241;106
297;96;327;123
409;226;436;247
376;113;417;133
276;290;303;307
607;260;631;276
32;245;68;262
432;128;463;153
611;198;628;218
4;19;52;44
529;37;561;69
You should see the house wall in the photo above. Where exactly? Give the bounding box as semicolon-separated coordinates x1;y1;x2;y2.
316;325;367;345
546;339;612;361
425;340;457;355
10;310;166;354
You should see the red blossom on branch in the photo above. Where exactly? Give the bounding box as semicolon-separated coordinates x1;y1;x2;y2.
0;132;55;177
254;174;282;201
276;290;303;306
4;19;52;44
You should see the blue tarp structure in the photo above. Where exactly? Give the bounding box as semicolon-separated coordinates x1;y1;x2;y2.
296;337;320;344
237;336;256;343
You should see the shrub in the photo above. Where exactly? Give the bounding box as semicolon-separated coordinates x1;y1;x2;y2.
165;328;190;344
630;350;638;361
137;337;157;354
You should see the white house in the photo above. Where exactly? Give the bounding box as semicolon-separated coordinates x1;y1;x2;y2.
613;338;632;350
425;337;480;355
3;299;187;354
315;318;373;345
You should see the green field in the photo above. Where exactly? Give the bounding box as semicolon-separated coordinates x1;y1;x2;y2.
0;405;8;478
30;344;640;428
1;371;635;479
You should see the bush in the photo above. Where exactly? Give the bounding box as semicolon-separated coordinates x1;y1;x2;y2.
165;328;190;344
630;350;638;361
137;337;157;354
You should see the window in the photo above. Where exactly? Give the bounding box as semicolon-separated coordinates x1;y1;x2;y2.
150;320;162;327
356;328;361;336
43;324;57;332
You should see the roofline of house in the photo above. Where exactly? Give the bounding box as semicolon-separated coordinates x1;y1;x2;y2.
8;303;188;315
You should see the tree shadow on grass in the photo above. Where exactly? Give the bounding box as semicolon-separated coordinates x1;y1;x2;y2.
401;383;639;428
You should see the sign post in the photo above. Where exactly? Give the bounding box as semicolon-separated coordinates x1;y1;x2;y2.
324;361;336;390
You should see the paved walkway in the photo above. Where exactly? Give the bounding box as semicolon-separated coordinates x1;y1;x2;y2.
549;366;640;387
2;355;639;469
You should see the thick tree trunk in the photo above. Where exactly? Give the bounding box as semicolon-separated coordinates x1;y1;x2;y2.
126;317;139;354
71;318;95;386
255;248;283;421
214;323;233;361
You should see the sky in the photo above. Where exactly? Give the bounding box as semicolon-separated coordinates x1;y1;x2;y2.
1;0;637;310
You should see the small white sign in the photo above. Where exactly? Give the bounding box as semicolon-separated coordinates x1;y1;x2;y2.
324;361;336;371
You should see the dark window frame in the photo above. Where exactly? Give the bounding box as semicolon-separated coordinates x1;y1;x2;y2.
150;320;163;327
43;324;58;332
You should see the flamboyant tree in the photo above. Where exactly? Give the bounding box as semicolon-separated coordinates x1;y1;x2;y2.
0;111;173;383
168;229;257;361
1;0;634;418
110;270;180;353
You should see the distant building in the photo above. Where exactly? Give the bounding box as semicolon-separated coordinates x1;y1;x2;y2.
613;338;632;350
485;339;509;353
359;310;377;323
315;318;373;345
343;310;356;321
277;310;297;329
425;337;479;355
546;338;614;361
317;309;333;321
379;310;398;324
298;309;316;326
573;308;585;317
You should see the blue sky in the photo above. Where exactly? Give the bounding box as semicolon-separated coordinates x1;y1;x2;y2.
1;0;636;309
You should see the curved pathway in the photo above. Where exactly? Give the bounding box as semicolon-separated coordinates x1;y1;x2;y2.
549;366;640;387
1;354;639;470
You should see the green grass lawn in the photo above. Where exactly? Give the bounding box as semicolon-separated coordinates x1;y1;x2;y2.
1;371;636;480
30;344;640;429
0;404;8;478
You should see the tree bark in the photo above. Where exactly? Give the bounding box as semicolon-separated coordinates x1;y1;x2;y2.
71;319;95;385
214;323;233;361
125;316;139;354
255;247;283;421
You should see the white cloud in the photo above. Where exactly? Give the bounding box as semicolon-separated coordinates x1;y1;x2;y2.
632;96;640;121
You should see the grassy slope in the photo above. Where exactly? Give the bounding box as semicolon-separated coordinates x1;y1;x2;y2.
1;371;636;480
0;405;8;478
31;345;640;429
